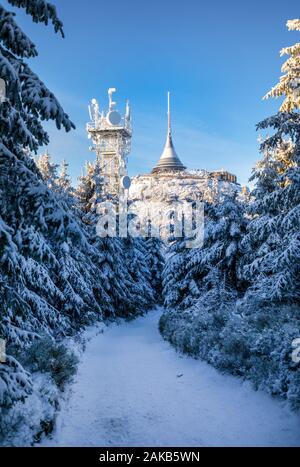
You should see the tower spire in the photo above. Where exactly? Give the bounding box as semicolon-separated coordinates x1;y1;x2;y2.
168;91;171;137
151;91;186;174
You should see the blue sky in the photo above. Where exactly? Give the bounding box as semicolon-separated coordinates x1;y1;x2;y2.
5;0;300;186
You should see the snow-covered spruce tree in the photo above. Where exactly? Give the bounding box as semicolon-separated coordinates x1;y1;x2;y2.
159;235;199;351
35;152;75;210
230;19;300;407
162;193;247;310
264;19;300;113
56;159;71;193
144;236;165;301
186;192;247;292
162;236;192;310
0;1;108;444
35;151;58;188
55;159;75;209
75;161;122;317
161;21;300;408
76;161;96;222
240;140;298;300
122;236;155;314
75;161;155;317
241;19;300;304
34;154;103;326
160;193;248;367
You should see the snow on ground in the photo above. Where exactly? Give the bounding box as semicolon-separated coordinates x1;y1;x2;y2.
41;308;300;447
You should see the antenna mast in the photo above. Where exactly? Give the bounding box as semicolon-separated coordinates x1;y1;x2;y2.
167;91;171;136
86;88;132;199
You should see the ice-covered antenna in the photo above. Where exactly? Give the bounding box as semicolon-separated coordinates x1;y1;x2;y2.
108;88;117;111
89;98;99;126
125;100;131;121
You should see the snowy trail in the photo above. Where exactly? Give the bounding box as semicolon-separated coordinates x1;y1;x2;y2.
42;308;300;447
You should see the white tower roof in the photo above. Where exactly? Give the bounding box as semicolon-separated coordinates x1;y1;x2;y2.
152;92;186;174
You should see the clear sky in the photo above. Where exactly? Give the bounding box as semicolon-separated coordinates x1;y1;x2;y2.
4;0;300;186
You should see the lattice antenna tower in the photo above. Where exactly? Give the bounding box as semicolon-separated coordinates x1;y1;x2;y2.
87;88;132;199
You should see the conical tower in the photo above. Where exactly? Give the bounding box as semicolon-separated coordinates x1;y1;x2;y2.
152;92;186;174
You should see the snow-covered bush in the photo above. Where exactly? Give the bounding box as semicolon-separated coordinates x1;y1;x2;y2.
0;356;32;408
22;337;79;390
160;290;300;408
0;371;59;446
0;355;33;445
160;271;237;362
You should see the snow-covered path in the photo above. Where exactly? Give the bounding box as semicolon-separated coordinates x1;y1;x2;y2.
43;308;300;447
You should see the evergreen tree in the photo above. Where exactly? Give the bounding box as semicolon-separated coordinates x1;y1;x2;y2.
162;237;192;309
75;161;155;317
264;19;300;112
76;161;96;222
161;20;300;409
163;194;247;310
56;159;75;210
123;237;155;314
145;237;165;300
242;20;300;304
57;159;71;192
35;151;58;188
203;192;247;292
0;1;107;442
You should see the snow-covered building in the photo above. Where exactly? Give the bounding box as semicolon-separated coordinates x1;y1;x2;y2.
129;92;239;207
